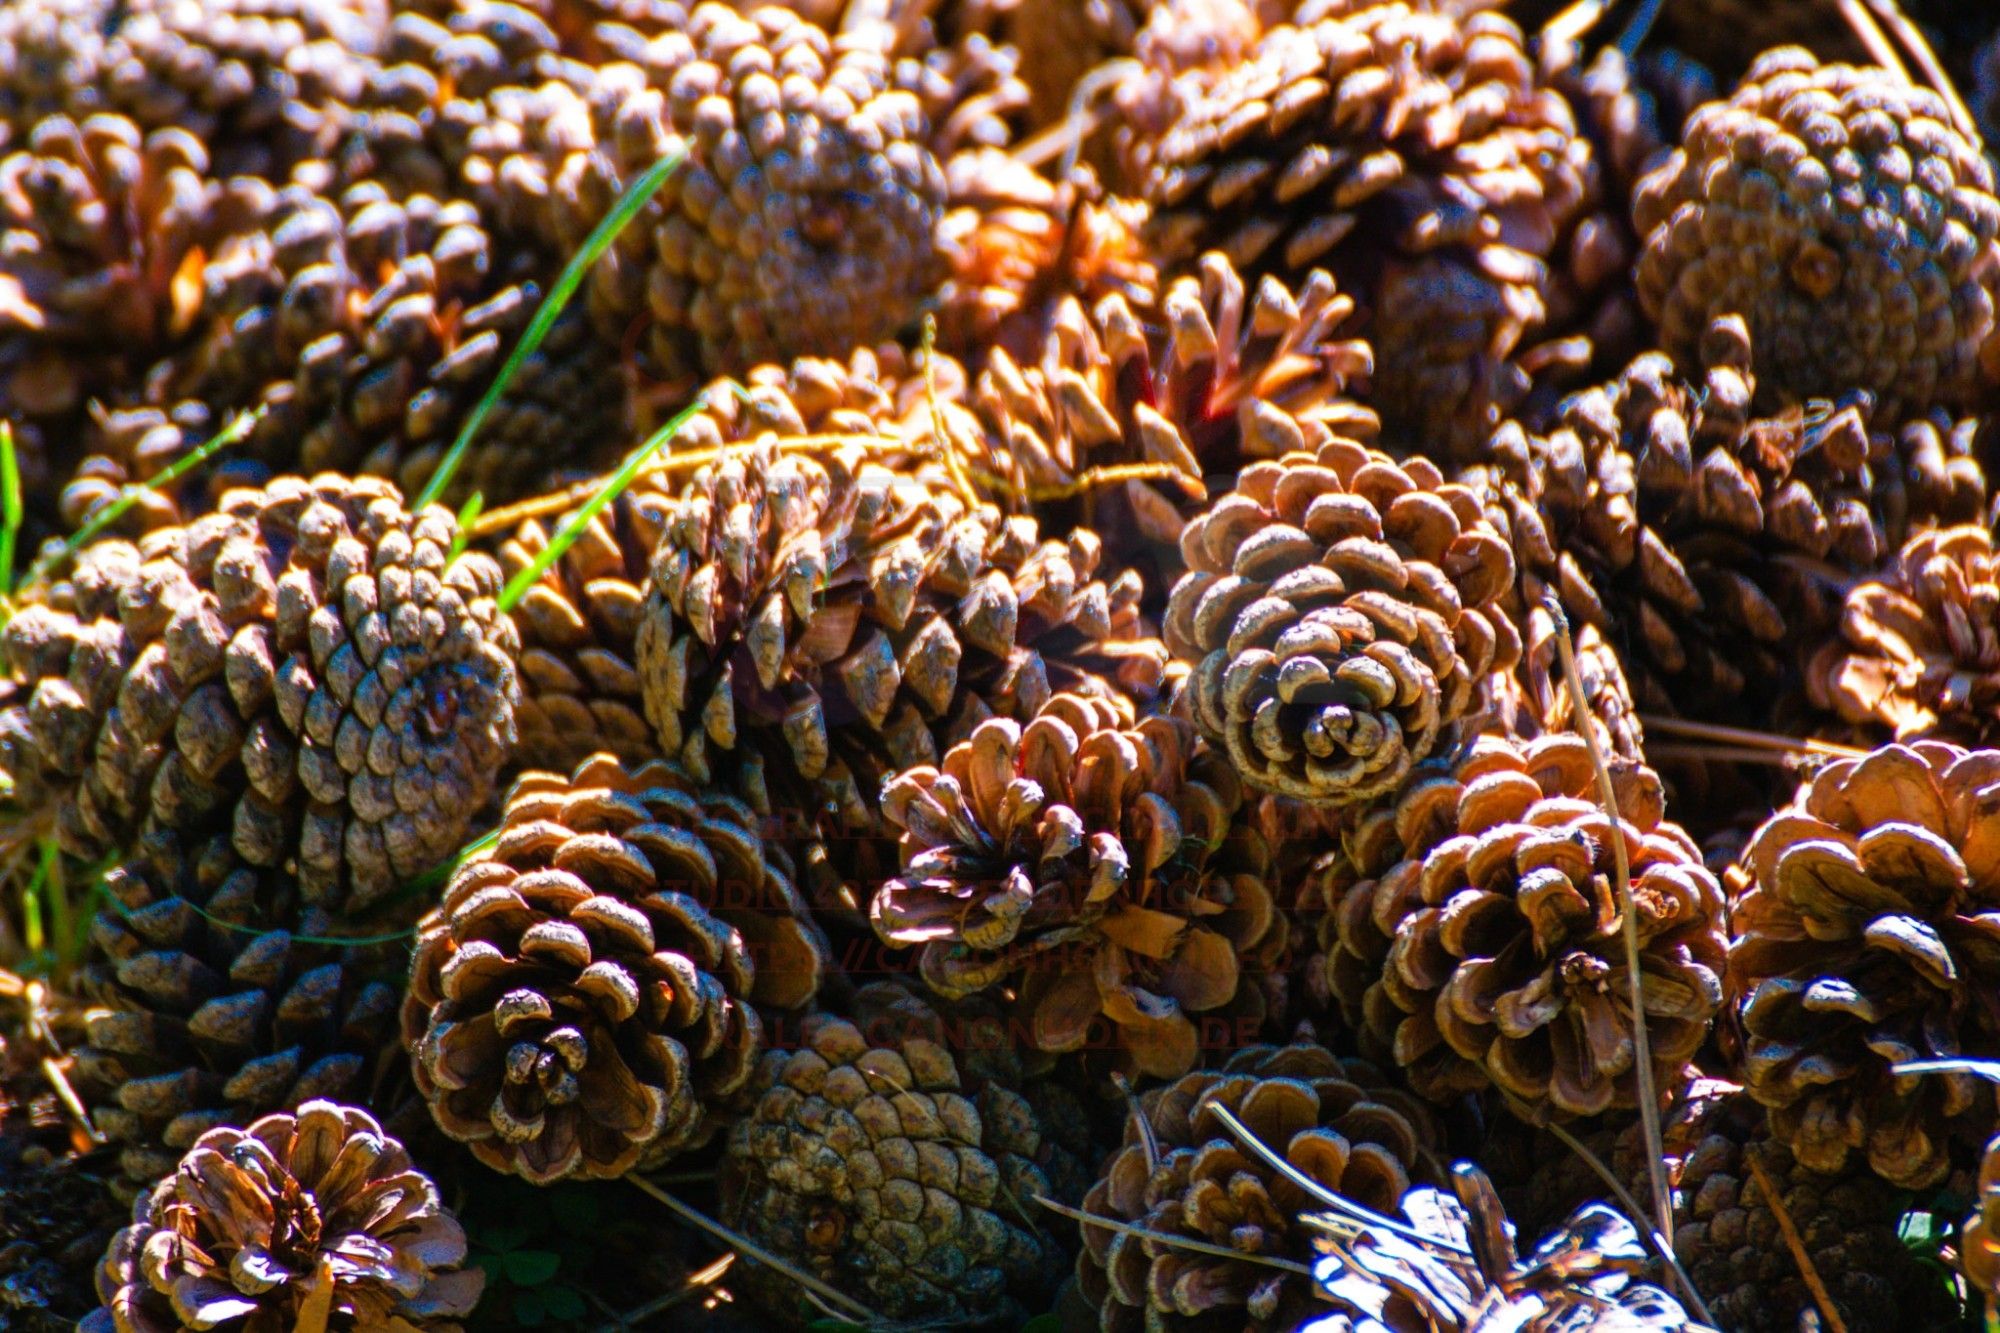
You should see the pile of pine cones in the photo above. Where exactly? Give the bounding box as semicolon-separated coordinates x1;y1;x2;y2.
6;0;2000;1329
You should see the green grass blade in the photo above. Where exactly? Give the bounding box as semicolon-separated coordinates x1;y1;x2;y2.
450;490;484;563
0;422;21;599
415;148;687;512
24;406;263;590
496;390;713;616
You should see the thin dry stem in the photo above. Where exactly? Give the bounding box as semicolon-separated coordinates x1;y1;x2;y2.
1836;0;1913;82
1864;0;1979;142
627;1175;884;1325
1543;595;1671;1251
1743;1151;1851;1333
1112;1071;1160;1175
1034;1194;1318;1279
1636;715;1867;758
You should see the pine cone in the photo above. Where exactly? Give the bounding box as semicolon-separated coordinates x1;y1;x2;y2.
1143;0;1591;455
1076;1041;1435;1332
970;252;1378;557
81;1099;483;1333
1469;318;1926;716
1305;1162;1717;1332
1633;48;2000;419
526;3;949;387
1164;435;1519;805
1968;1128;2000;1319
1622;1076;1964;1333
1481;612;1645;763
718;983;1064;1326
1728;739;2000;1188
873;692;1278;1078
1325;733;1726;1117
0;473;520;914
403;752;827;1182
71;827;404;1198
1806;525;2000;746
65;178;624;526
635;441;1170;851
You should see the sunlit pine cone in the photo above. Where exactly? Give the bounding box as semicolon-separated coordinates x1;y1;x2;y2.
530;3;949;389
1728;740;2000;1188
635;442;1171;851
873;692;1279;1078
719;983;1064;1326
64;178;625;528
81;1099;483;1333
70;827;402;1197
0;0;381;175
1143;0;1592;456
1968;1129;2000;1319
1077;1041;1436;1332
1616;1076;1965;1333
932;152;1157;369
1805;525;2000;746
1633;48;2000;420
1164;435;1519;805
1326;733;1726;1117
1479;612;1645;763
0;473;519;914
1471;318;1919;717
943;0;1144;138
404;752;827;1182
1107;0;1274;190
969;252;1378;558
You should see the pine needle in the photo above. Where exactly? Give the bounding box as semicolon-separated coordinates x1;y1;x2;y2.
1542;594;1672;1250
1745;1150;1851;1333
1543;1121;1714;1325
415;148;686;511
1033;1194;1319;1279
1636;715;1867;759
449;491;484;564
0;422;21;599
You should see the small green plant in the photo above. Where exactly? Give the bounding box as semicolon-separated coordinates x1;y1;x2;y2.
465;1181;602;1328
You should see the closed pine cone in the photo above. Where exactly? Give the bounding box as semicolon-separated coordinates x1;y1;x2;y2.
1143;0;1591;456
719;983;1064;1327
1468;317;1916;717
66;178;625;524
874;691;1279;1078
1622;1076;1965;1333
404;752;827;1183
1164;435;1519;806
1076;1041;1436;1332
0;473;519;914
81;1099;483;1333
72;827;403;1197
1806;525;2000;746
1728;740;2000;1188
635;441;1169;849
1633;48;2000;420
1326;733;1726;1118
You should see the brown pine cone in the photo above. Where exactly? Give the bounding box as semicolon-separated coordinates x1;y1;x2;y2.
1620;1077;1965;1333
1480;612;1645;763
873;692;1278;1078
1968;1128;2000;1319
1325;733;1726;1117
718;983;1064;1327
1806;525;2000;746
970;252;1378;557
527;3;949;388
1469;318;1929;717
403;752;827;1182
1143;0;1591;456
635;441;1170;850
1076;1041;1436;1332
1728;739;2000;1188
1164;435;1519;805
64;178;625;527
0;473;519;914
1633;48;2000;420
70;827;403;1197
81;1099;483;1333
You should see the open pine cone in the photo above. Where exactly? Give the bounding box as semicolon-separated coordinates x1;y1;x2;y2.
1728;739;2000;1188
1633;47;2000;419
873;691;1278;1078
403;752;827;1183
1325;733;1726;1118
1076;1041;1436;1332
1164;435;1519;806
1142;0;1591;455
0;472;519;914
81;1099;482;1333
73;827;402;1197
719;983;1063;1327
1806;524;2000;746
